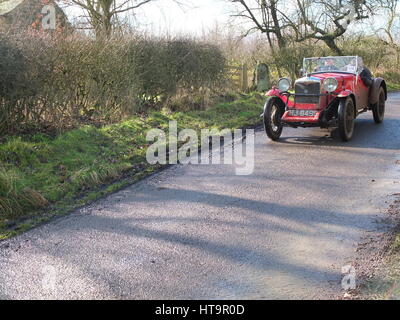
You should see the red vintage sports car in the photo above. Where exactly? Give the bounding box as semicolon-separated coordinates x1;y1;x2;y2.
263;56;387;141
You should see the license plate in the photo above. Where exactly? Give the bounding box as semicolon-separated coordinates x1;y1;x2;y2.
288;109;317;117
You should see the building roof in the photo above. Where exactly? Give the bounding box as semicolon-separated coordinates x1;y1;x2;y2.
0;0;71;32
0;0;24;16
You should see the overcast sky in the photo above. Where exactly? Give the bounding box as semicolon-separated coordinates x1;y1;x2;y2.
64;0;238;36
135;0;235;35
63;0;398;39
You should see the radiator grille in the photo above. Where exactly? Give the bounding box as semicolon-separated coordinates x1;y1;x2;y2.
295;81;320;104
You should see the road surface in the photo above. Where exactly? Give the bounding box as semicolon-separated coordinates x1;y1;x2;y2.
0;93;399;299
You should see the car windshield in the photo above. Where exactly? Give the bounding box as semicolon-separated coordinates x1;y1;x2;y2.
303;56;359;74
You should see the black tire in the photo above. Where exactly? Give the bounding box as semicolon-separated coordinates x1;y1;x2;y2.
338;97;355;142
372;87;385;123
263;97;284;141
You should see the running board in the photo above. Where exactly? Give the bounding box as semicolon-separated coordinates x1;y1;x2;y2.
357;108;368;116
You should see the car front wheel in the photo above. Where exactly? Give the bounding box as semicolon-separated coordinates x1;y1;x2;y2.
372;87;385;123
263;97;284;141
338;97;355;142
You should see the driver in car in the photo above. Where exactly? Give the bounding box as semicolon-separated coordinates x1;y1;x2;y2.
342;59;357;73
321;58;339;71
314;58;339;72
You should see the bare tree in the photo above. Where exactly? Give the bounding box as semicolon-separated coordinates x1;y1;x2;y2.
291;0;374;54
59;0;155;37
230;0;289;51
230;0;376;54
376;0;399;44
376;0;400;64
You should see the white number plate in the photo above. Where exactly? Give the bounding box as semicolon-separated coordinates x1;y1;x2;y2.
288;109;317;117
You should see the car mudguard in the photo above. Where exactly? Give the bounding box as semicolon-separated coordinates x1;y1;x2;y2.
337;90;353;98
265;87;281;97
369;77;387;105
336;92;357;119
263;96;285;112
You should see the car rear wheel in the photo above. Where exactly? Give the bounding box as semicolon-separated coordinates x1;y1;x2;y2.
372;87;385;123
338;97;355;142
263;97;284;141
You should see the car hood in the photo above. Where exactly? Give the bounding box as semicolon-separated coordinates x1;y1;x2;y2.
296;73;355;88
300;73;355;81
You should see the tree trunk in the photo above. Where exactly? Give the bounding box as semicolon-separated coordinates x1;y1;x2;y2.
269;0;286;49
324;37;342;55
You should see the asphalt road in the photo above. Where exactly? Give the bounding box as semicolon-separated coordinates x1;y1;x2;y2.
0;93;399;300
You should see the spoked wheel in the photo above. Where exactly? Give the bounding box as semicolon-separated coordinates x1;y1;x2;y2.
263;98;284;141
372;87;385;123
338;97;355;142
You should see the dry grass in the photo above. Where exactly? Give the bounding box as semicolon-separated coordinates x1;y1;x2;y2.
0;93;264;229
0;168;48;218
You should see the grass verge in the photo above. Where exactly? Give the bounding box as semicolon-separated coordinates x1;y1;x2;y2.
387;82;400;92
356;194;400;299
0;92;265;239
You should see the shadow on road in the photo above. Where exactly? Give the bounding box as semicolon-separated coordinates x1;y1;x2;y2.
276;118;400;150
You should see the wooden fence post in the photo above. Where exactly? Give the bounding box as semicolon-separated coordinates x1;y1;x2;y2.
241;63;248;92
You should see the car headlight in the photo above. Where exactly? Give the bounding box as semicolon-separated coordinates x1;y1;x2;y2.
278;78;291;92
323;78;338;92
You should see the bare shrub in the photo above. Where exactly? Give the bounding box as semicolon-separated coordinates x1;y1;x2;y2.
0;32;227;134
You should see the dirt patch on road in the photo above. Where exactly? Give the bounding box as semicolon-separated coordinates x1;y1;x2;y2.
341;193;400;299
